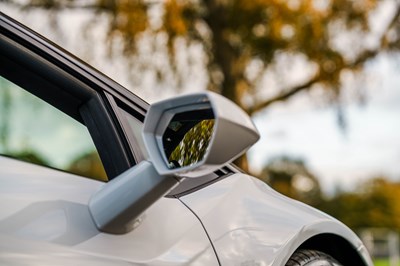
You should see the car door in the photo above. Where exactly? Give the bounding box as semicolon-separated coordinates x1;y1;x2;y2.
0;13;219;265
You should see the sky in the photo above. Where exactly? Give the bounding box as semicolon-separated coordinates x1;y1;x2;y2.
1;3;399;194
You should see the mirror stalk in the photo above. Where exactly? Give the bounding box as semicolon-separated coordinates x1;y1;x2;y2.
89;161;180;234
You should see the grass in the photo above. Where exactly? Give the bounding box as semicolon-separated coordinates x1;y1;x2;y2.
374;259;388;266
373;259;398;266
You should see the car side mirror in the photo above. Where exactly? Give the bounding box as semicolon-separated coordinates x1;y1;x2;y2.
143;92;260;177
89;92;259;234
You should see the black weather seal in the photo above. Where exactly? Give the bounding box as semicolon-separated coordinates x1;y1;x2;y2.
80;94;133;179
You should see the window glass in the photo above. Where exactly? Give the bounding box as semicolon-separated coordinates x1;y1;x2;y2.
0;76;107;181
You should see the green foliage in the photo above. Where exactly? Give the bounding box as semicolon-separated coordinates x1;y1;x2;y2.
169;119;214;168
373;259;390;266
68;151;108;181
261;157;400;232
319;178;400;230
8;150;49;166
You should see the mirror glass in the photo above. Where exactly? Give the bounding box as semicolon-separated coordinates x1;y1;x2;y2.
162;108;215;169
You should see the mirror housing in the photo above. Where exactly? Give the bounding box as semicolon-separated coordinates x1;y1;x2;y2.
89;92;259;234
143;92;260;177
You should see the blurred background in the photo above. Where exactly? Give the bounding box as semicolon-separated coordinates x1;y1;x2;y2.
1;0;400;264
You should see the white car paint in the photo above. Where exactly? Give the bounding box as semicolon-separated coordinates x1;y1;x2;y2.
0;156;218;265
0;153;373;265
181;173;373;266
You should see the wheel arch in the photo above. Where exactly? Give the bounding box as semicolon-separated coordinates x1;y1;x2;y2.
296;233;367;266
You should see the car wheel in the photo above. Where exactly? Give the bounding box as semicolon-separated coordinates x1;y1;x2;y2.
286;249;343;266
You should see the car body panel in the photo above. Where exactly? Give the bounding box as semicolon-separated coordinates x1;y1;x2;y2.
181;173;373;266
0;156;218;265
0;234;136;266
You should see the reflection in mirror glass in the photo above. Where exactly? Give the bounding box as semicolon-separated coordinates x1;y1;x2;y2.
162;108;214;169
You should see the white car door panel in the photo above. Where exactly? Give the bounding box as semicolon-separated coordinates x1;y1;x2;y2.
0;156;219;265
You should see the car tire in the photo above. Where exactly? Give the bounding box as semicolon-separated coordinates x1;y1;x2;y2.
285;249;343;266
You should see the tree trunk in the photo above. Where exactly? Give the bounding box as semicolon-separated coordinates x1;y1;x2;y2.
203;0;248;107
203;1;252;173
234;154;249;173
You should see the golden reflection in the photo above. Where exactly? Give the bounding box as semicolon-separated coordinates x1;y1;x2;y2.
168;119;214;168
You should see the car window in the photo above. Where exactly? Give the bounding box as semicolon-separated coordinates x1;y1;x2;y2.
0;75;107;181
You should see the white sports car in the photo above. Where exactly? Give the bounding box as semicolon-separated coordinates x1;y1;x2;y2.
0;12;372;266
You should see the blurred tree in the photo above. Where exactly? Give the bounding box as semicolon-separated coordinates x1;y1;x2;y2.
319;177;400;230
9;150;49;166
169;119;214;168
260;156;322;205
9;0;400;170
68;151;108;181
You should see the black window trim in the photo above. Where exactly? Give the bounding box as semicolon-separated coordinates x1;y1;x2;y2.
1;12;149;112
105;92;147;163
